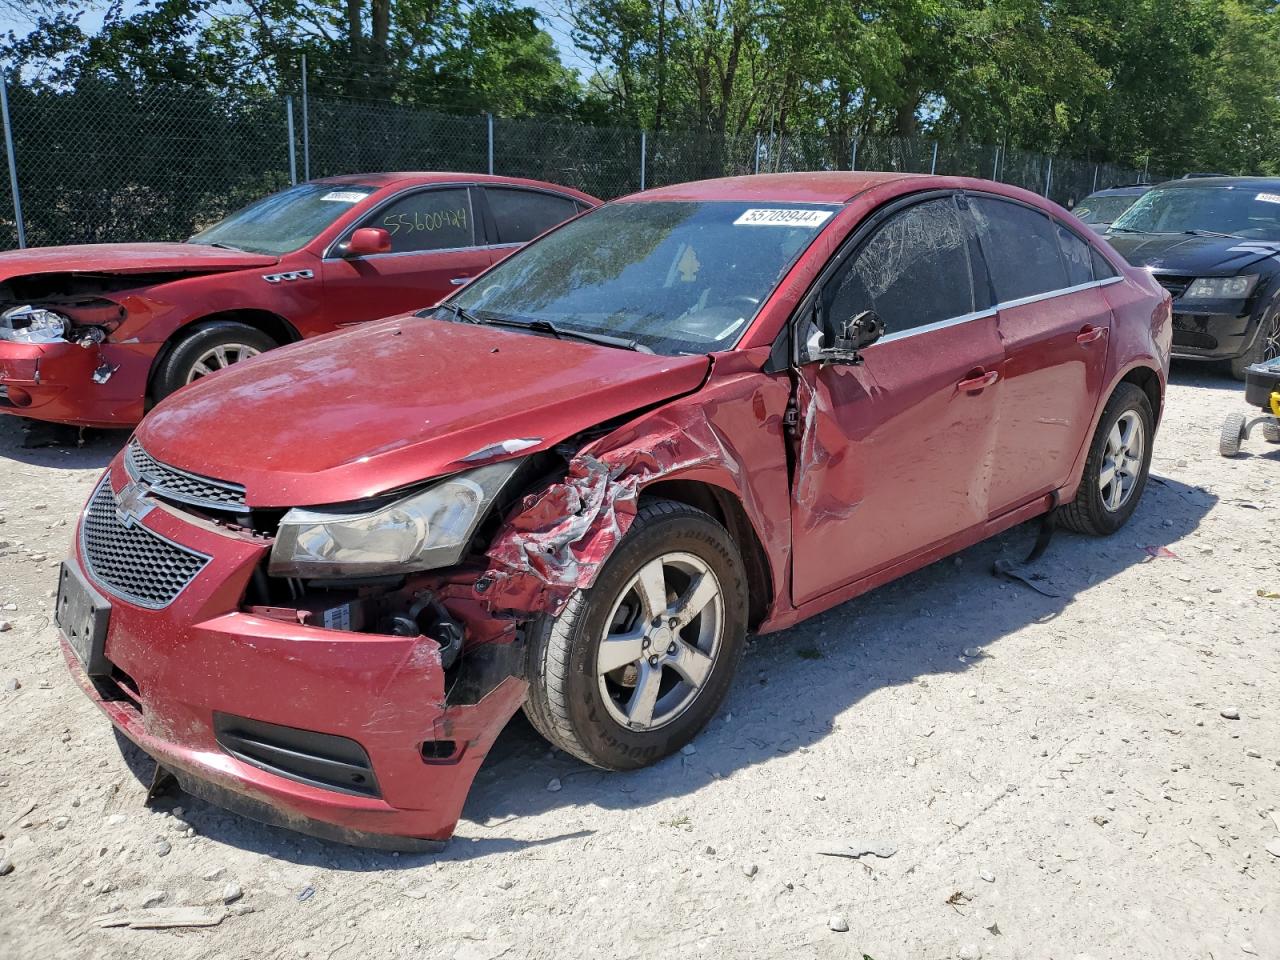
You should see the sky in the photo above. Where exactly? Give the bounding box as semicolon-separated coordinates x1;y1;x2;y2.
0;0;597;75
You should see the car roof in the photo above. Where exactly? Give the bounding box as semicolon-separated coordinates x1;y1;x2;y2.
1150;176;1280;190
1086;185;1151;198
626;171;927;204
309;172;601;203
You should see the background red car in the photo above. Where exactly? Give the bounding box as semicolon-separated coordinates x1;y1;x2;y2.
0;173;598;427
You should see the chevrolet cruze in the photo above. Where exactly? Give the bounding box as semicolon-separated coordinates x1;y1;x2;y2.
55;172;1171;848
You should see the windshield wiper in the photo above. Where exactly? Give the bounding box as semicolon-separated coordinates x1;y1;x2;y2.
1183;229;1241;239
1106;226;1144;234
424;301;485;325
195;240;245;251
483;315;653;353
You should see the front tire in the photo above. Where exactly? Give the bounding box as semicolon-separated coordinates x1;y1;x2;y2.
523;499;748;771
1229;309;1280;381
1219;412;1246;457
152;322;277;402
1059;383;1154;536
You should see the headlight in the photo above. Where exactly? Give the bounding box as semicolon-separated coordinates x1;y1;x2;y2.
1183;275;1258;299
0;305;69;343
268;461;523;577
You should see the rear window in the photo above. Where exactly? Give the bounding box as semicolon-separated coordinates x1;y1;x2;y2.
1056;224;1094;286
972;197;1068;301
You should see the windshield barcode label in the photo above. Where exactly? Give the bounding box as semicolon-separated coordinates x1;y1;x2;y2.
320;191;369;203
734;208;833;227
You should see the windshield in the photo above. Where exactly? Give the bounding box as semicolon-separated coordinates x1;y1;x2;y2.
1075;194;1142;224
449;201;834;355
1110;183;1280;240
189;183;378;254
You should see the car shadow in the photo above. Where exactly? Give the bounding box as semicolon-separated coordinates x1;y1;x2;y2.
125;471;1215;867
1168;358;1245;392
0;415;128;468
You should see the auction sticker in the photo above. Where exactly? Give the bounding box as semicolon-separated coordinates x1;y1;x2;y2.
321;191;370;203
734;208;833;227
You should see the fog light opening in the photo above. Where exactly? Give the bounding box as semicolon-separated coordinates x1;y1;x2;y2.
420;740;460;764
5;385;31;407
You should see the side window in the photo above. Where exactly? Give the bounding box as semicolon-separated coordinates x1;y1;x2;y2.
825;197;976;337
971;197;1068;301
486;188;579;244
1091;246;1119;280
1056;223;1094;286
365;188;474;253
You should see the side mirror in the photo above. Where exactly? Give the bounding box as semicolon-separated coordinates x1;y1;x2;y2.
807;309;884;364
344;227;392;257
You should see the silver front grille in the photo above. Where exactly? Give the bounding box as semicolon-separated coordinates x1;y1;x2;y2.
125;440;246;511
81;481;210;608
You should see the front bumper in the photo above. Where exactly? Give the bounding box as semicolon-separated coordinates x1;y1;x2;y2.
0;339;148;427
61;462;528;847
1169;308;1258;361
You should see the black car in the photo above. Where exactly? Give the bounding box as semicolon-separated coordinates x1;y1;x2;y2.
1105;177;1280;378
1074;184;1150;233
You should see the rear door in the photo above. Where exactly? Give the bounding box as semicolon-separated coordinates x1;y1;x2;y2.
968;195;1114;516
320;185;494;328
789;193;1005;605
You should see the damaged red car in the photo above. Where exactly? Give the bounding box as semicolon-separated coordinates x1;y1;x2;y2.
0;173;596;427
56;172;1170;849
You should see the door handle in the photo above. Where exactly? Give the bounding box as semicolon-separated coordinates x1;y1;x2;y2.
1076;325;1108;345
450;277;471;286
958;370;1000;393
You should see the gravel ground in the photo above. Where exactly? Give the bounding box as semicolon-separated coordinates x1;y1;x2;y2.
0;363;1278;960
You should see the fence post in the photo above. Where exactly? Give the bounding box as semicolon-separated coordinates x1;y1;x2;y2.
285;96;297;186
487;113;494;175
1044;156;1053;198
930;140;938;175
992;145;1000;181
850;137;858;171
753;134;760;174
639;130;647;191
0;72;26;249
301;54;310;182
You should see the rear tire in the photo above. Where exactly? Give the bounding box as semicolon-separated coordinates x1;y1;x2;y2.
523;499;748;771
1262;420;1280;444
152;322;277;402
1219;412;1246;457
1059;383;1154;536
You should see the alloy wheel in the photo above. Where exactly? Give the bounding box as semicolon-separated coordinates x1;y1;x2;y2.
185;343;262;383
1263;313;1280;362
596;552;724;732
1099;409;1145;512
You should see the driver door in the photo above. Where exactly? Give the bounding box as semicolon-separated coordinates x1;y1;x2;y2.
789;193;1006;605
320;185;494;329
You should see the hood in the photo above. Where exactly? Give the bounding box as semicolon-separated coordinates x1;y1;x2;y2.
1104;232;1280;275
136;316;712;507
0;242;279;284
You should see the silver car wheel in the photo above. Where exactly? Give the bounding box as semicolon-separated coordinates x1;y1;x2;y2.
1099;409;1145;512
596;551;724;732
185;343;261;383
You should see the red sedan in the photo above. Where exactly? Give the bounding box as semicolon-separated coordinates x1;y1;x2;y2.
56;172;1170;849
0;173;598;427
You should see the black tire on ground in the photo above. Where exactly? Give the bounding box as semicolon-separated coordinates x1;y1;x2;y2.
151;321;277;402
1219;412;1246;457
1229;309;1280;381
523;499;748;771
1058;382;1155;536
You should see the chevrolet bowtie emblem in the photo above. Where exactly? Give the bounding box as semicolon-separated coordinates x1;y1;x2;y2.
115;480;154;529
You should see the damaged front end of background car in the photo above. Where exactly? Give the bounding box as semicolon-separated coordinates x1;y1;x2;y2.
0;270;176;421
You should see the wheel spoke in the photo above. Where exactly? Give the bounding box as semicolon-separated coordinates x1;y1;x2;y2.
670;572;718;629
669;639;713;688
625;663;663;727
1098;462;1117;490
597;627;648;675
633;560;668;620
1107;423;1123;455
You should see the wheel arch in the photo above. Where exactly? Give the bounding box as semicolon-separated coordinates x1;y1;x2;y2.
638;478;774;630
1117;363;1164;426
145;309;301;401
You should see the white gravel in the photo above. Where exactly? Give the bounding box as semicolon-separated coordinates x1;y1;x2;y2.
0;364;1278;959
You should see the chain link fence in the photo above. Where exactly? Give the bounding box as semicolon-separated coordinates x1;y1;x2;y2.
0;79;1168;250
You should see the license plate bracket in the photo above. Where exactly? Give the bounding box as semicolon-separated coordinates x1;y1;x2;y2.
55;562;112;678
